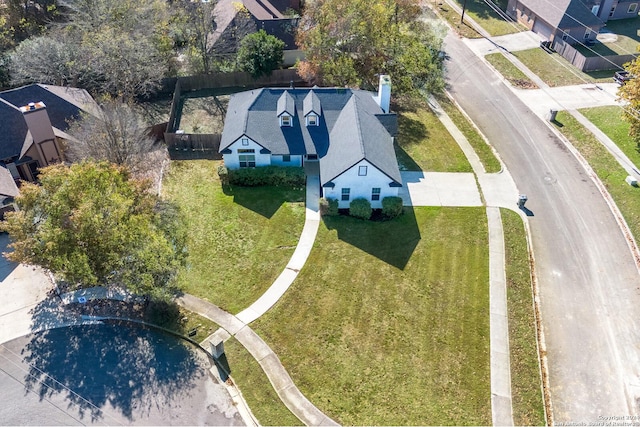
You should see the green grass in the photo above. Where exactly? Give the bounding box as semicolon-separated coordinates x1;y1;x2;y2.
253;207;491;425
395;98;473;172
437;95;503;173
513;49;611;86
501;209;546;426
580;105;639;165
224;338;301;426
485;53;539;89
434;0;525;37
553;111;640;243
162;160;305;313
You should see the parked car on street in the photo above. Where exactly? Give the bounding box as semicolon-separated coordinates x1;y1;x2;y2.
614;70;632;85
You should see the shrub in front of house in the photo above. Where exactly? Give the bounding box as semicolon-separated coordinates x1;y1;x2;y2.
320;197;339;216
227;166;305;187
382;196;403;219
217;165;229;185
349;198;372;220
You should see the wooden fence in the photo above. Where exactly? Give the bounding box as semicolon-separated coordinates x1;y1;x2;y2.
555;41;638;72
165;133;222;156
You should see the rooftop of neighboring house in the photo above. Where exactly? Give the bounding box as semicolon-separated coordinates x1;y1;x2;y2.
0;84;97;162
220;86;401;186
209;0;299;53
516;0;605;28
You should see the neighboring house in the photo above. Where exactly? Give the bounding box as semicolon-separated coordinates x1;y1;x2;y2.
583;0;640;21
507;0;639;70
507;0;605;45
209;0;302;66
0;84;98;185
219;75;402;208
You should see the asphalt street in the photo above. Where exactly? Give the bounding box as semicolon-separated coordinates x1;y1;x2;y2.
443;32;640;422
0;323;244;426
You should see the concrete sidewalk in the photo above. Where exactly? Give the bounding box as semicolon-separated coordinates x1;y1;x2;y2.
195;166;337;426
426;94;517;426
236;167;321;324
178;294;338;427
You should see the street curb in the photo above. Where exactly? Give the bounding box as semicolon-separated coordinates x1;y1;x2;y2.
518;211;553;427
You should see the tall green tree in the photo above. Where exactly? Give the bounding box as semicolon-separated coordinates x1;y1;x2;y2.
296;0;445;94
618;58;640;147
1;162;187;297
237;29;285;79
9;0;177;98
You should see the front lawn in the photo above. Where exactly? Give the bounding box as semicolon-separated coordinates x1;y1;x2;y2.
485;52;539;89
437;95;503;173
513;49;611;86
162;160;305;313
395;98;473;172
501;209;546;426
253;207;491;425
224;338;301;426
580;105;638;166
435;0;525;37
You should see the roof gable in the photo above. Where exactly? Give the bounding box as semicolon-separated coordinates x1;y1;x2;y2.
303;90;321;117
277;90;296;117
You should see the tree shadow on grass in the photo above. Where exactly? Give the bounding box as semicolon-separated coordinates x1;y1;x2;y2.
20;321;205;423
222;184;304;218
322;207;421;270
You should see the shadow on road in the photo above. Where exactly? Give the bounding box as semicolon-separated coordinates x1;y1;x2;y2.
519;206;535;217
20;322;204;423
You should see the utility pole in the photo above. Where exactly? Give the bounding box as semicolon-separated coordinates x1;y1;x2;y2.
461;0;468;23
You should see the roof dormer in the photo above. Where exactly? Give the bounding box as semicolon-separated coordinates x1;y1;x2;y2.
303;91;321;127
277;91;295;127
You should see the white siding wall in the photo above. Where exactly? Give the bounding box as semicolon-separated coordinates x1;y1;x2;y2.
222;136;272;169
271;154;303;167
323;160;400;209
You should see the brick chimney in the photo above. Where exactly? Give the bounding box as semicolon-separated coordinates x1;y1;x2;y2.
19;101;62;166
19;102;56;145
374;75;391;114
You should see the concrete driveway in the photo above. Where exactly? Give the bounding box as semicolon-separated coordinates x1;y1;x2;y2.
399;171;482;207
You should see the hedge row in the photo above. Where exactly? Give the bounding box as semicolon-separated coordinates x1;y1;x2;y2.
320;196;404;220
218;165;305;187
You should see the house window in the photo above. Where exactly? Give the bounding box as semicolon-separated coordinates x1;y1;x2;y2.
238;148;255;153
371;188;381;201
358;166;368;176
283;155;291;162
629;3;638;13
307;114;318;126
341;188;350;201
281;115;291;127
239;154;256;168
242;138;249;146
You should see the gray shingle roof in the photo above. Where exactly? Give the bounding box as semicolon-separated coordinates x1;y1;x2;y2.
277;91;295;117
303;90;321;117
220;87;401;186
517;0;603;29
0;84;95;162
